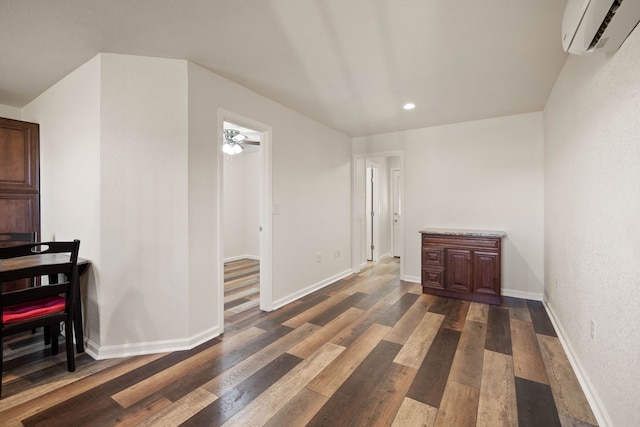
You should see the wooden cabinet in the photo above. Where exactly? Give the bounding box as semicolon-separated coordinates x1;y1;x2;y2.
420;229;504;305
0;117;40;237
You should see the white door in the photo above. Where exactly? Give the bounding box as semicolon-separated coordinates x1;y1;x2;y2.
391;168;402;258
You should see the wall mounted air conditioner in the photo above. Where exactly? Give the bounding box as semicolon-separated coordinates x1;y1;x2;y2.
562;0;640;54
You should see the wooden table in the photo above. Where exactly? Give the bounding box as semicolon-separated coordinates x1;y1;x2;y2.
0;254;90;353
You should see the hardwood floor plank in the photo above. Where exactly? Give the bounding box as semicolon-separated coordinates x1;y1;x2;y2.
515;377;562;427
476;350;518;427
537;334;598;425
160;325;294;402
391;397;438;427
350;363;417;427
137;388;216;426
181;353;303;426
0;352;166;423
306;340;403;426
428;297;470;331
111;327;265;408
204;322;320;396
287;307;364;358
222;342;345;427
263;388;328;427
527;300;557;337
282;292;351;329
375;292;421;327
254;293;328;331
507;297;532;322
466;301;489;323
433;380;480;427
406;327;461;408
384;296;432;345
393;312;445;369
485;305;512;355
307;292;368;326
102;394;174;426
511;318;549;384
448;319;487;389
307;323;391;397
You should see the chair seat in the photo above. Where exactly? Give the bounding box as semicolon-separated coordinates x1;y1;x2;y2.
2;296;66;323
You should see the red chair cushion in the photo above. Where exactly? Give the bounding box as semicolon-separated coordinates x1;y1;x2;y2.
2;296;66;323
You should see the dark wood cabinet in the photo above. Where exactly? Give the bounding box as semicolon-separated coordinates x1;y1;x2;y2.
420;229;504;305
0;117;40;237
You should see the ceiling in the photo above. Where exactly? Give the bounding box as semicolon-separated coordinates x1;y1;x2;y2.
0;0;568;137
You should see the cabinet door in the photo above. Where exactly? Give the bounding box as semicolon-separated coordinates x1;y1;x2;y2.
445;249;472;293
0;117;40;237
473;251;500;296
0;118;39;193
0;193;39;234
422;268;445;290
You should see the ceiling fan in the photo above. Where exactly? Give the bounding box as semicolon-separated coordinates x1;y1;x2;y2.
222;129;260;155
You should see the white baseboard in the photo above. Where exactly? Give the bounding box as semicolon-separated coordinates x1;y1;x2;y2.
84;325;221;360
379;252;392;261
272;268;353;310
402;275;420;284
224;254;260;263
543;301;612;427
502;288;543;301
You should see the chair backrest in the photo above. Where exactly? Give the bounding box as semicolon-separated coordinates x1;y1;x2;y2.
0;240;80;311
0;232;38;290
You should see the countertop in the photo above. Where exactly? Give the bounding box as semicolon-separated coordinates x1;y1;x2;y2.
419;228;506;238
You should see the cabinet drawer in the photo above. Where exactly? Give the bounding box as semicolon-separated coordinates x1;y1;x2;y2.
422;234;500;250
422;247;444;266
422;268;445;290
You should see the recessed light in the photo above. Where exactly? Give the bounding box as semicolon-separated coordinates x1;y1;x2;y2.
403;103;416;110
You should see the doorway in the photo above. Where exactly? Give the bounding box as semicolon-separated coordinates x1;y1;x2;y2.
352;152;404;277
222;121;261;321
218;110;273;332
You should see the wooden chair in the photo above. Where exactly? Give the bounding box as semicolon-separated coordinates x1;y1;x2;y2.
0;232;37;290
0;240;80;398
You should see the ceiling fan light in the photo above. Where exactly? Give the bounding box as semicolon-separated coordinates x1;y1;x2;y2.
233;143;243;154
222;142;235;155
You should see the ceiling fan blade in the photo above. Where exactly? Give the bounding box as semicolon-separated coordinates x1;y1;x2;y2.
243;140;260;146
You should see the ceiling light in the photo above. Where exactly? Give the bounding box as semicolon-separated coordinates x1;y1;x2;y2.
222;129;246;155
403;103;416;110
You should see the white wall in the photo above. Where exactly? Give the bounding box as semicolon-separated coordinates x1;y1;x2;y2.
99;54;189;351
544;28;640;427
22;56;102;343
223;151;260;260
354;112;545;299
0;103;21;120
24;54;191;356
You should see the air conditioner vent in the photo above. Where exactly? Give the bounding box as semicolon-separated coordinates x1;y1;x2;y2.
588;0;623;50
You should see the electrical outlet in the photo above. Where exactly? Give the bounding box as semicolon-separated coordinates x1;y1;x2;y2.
316;252;322;263
590;320;595;339
334;250;340;258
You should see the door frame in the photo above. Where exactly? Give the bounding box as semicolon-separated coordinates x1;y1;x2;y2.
390;167;402;258
217;109;273;333
365;161;380;262
352;151;404;278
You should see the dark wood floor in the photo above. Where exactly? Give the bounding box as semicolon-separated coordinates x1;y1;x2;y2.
0;258;597;426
